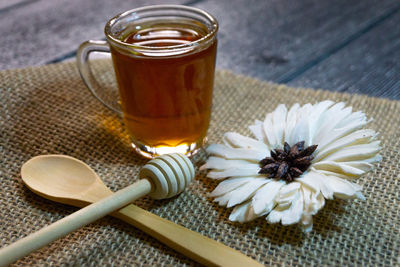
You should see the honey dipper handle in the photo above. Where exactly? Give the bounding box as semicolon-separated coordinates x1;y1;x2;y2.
0;179;152;267
114;205;263;267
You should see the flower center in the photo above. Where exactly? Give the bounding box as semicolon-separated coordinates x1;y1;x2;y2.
258;141;318;182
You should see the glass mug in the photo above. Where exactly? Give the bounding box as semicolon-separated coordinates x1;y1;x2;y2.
77;5;218;158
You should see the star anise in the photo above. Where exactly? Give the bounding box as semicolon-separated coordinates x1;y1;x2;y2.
259;141;318;183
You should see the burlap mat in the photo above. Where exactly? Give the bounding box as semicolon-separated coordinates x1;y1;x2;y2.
0;60;398;266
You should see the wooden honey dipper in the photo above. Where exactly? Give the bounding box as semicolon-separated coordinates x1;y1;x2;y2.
0;153;262;266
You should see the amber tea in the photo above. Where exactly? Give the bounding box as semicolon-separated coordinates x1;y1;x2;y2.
111;20;217;156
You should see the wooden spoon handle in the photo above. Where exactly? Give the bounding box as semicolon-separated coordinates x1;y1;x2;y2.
0;179;152;266
113;205;263;267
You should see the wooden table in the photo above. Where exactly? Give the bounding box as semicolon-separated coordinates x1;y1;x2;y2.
0;0;399;99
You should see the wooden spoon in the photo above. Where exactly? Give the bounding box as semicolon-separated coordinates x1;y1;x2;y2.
0;154;262;267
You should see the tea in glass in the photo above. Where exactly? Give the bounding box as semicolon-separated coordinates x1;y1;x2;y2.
110;19;217;157
77;5;218;158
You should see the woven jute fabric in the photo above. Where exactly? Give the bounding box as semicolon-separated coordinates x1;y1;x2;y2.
0;60;398;266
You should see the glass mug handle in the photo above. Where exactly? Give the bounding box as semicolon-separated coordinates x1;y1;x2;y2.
76;40;123;116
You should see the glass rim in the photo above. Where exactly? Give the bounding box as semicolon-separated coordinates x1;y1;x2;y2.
104;4;218;52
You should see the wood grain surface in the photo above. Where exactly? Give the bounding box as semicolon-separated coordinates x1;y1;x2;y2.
0;0;398;99
289;9;400;99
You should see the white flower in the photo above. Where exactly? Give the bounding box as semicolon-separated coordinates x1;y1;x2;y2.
201;101;381;232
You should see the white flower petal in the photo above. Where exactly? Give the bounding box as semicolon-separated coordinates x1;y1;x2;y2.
312;100;335;115
315;111;368;149
263;113;277;148
207;166;260;179
301;186;312;213
296;172;320;193
281;190;303;225
213;194;230;206
345;161;375;172
249;119;263;141
301;214;314;232
313;103;355;145
312;172;334;199
266;206;286;224
356;191;366;201
310;192;325;215
336;111;366;129
252;180;284;215
321;141;381;162
229;201;258;222
311;168;353;179
226;179;269;208
266;192;304;224
290;120;311;147
276;182;301;208
360;154;382;164
206;144;265;161
222;138;234;148
301;185;315;231
284;103;300;145
290;104;313;146
315;129;377;161
271;104;288;145
312;161;367;177
200;157;258;171
213;178;268;207
297;171;334;199
209;177;255;197
324;176;364;200
223;132;269;152
307;100;335;144
321;119;368;148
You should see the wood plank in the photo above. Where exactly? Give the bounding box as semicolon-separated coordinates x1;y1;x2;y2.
192;0;399;86
0;0;35;11
288;11;400;99
0;0;188;69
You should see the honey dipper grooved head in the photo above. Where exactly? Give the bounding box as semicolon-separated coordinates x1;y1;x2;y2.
139;153;195;199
